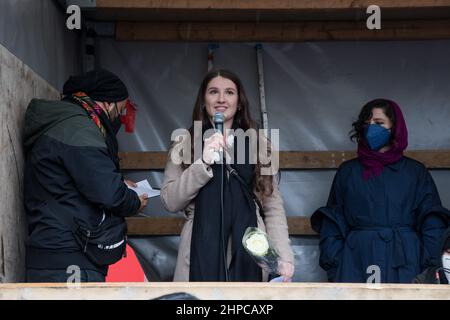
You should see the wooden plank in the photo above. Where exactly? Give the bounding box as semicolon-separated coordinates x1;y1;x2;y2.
117;20;450;42
286;217;317;236
126;216;185;235
119;150;450;170
282;150;450;169
406;150;450;169
119;151;167;170
2;282;450;300
92;1;450;23
98;0;450;10
126;216;316;236
279;151;357;169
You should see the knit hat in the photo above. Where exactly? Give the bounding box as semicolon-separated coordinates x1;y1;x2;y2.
63;68;128;102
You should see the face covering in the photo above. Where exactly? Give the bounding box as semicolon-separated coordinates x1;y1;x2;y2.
111;117;122;135
120;100;137;133
443;253;450;283
107;102;122;135
364;124;391;151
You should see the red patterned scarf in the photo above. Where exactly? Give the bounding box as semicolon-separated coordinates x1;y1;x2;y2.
71;91;106;137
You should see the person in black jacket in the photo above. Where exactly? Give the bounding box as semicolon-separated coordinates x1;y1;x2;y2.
414;227;450;284
23;69;148;283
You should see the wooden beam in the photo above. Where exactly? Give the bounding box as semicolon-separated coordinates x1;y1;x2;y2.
94;1;450;24
119;150;450;170
126;216;185;236
279;151;357;169
126;216;316;236
286;217;317;236
2;282;450;300
119;151;167;170
98;0;450;10
405;150;450;169
116;20;450;41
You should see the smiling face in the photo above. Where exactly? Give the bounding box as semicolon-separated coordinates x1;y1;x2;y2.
204;76;239;129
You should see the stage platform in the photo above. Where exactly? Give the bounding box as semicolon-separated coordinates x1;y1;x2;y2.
0;282;448;300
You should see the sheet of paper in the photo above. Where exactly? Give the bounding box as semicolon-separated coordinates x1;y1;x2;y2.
269;276;286;283
128;180;160;198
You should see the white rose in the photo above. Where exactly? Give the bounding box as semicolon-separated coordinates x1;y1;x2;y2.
245;233;269;256
210;150;221;163
226;135;234;148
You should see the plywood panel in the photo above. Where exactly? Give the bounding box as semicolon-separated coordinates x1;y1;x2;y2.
0;44;60;282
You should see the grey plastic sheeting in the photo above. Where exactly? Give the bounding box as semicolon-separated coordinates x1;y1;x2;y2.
97;39;450;282
0;0;81;90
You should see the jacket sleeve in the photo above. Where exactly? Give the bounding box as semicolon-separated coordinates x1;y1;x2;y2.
310;169;349;282
412;269;429;284
261;175;294;264
415;169;450;269
60;127;141;217
160;135;213;213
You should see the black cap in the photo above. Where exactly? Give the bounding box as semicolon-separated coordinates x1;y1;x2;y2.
63;68;128;102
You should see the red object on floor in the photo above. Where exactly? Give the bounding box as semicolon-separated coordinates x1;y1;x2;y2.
106;244;145;282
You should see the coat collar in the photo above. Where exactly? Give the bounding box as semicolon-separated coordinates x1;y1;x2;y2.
385;157;405;171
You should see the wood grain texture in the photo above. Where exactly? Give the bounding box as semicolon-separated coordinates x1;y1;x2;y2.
119;150;450;170
126;216;316;236
0;44;60;282
117;20;450;42
98;0;450;10
1;282;449;299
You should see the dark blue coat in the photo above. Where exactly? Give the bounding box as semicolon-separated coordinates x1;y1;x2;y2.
311;157;450;283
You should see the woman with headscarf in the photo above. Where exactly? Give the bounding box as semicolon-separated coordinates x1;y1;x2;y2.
311;99;450;283
161;69;294;282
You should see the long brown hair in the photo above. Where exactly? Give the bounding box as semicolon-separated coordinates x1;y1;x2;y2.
187;69;274;199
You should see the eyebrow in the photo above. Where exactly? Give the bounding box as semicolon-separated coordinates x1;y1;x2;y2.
207;87;236;91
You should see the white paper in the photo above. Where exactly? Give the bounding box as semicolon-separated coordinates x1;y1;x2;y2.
128;180;160;198
269;276;286;283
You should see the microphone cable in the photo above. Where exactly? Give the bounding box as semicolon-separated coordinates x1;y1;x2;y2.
220;151;229;282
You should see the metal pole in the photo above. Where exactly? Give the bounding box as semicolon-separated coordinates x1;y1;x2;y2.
207;44;219;72
255;44;269;131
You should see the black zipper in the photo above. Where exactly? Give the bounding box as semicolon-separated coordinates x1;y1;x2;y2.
84;230;91;253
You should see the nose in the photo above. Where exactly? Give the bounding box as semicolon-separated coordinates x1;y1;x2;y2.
218;91;225;103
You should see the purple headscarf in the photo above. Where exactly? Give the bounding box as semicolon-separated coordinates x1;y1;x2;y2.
357;99;408;180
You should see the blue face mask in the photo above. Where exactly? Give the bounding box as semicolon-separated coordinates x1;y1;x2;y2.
364;124;391;151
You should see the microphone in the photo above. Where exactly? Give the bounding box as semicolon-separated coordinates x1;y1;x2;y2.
213;112;224;134
212;112;225;161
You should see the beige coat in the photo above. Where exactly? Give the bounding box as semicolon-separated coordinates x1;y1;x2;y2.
160;136;294;281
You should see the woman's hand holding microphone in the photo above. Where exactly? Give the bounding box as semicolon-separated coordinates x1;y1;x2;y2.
202;132;226;165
